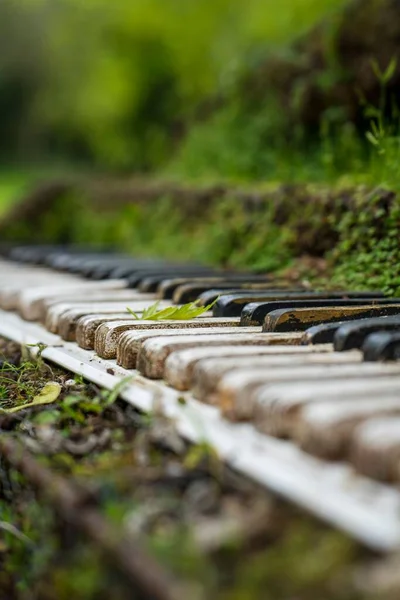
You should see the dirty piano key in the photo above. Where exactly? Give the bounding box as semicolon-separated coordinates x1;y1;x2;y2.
89;319;238;357
250;377;400;438
137;331;301;379
21;286;148;322
158;275;275;301
295;395;400;460
60;311;140;342
75;313;154;349
45;299;167;334
350;417;400;482
363;331;400;361
212;354;367;418
171;281;288;304
264;303;400;332
116;327;269;369
240;294;388;326
163;344;334;391
197;288;307;308
213;291;389;318
190;353;364;406
89;259;170;280
333;316;400;351
301;321;350;345
94;319;247;359
137;269;230;293
126;266;223;289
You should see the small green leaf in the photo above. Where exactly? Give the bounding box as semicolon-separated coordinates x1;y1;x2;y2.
366;131;379;146
34;410;61;425
104;376;135;406
126;297;220;321
371;58;383;82
5;382;61;414
383;57;397;83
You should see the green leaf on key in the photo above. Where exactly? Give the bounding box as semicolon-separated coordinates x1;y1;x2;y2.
4;382;62;414
126;297;219;321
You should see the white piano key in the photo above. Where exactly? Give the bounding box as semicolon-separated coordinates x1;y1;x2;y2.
94;318;243;359
295;397;400;460
164;343;335;391
351;418;400;482
138;331;301;379
192;353;364;405
251;376;400;438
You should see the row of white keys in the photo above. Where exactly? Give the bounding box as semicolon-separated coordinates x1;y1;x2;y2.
163;344;335;391
45;298;161;334
93;317;244;359
136;332;302;378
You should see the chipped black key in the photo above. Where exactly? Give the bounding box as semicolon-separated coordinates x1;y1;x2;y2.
301;321;349;345
263;304;400;332
363;332;400;361
334;316;400;351
240;294;387;326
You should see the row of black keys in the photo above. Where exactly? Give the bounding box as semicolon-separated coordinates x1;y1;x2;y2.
6;246;400;361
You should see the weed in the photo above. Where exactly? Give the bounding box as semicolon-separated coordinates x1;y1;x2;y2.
127;297;219;321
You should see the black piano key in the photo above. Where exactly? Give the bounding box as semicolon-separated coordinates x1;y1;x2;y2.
138;270;224;293
363;332;400;361
240;294;389;326
158;275;273;301
127;267;216;289
88;259;173;280
171;280;288;303
264;304;400;332
198;287;306;307
333;316;400;351
108;261;171;280
301;322;349;345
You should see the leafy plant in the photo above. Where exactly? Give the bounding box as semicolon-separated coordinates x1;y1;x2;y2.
365;57;398;154
126;297;219;321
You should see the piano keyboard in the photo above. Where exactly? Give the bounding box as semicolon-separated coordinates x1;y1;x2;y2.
2;245;400;552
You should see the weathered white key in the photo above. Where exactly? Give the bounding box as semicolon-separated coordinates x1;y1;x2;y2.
116;327;266;369
137;331;301;379
75;313;140;347
39;291;152;324
251;376;400;438
295;396;400;460
36;289;147;324
55;296;160;340
79;305;214;350
45;300;166;333
18;280;130;320
164;344;335;391
95;318;244;359
351;417;400;482
0;275;82;310
192;353;364;405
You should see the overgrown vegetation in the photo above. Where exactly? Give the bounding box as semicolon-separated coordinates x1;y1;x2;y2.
0;340;379;599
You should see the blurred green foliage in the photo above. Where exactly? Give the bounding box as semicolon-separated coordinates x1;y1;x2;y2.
0;0;345;171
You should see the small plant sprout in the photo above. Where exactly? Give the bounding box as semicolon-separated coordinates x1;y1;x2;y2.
126;297;219;321
366;56;397;154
